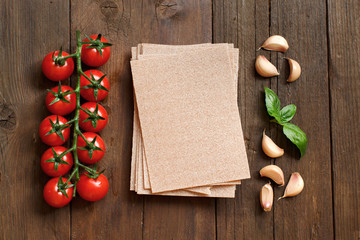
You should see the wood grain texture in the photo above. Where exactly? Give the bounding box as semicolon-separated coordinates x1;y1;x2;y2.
0;0;70;239
69;0;143;239
328;0;360;239
1;0;360;239
271;0;333;239
137;1;216;239
213;1;274;239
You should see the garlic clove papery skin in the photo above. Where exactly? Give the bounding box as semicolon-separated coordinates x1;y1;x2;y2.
260;35;289;52
286;58;301;82
260;183;273;212
255;55;280;77
279;172;304;200
259;165;285;186
262;130;284;158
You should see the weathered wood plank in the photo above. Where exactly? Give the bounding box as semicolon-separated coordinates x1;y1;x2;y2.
213;0;274;239
69;0;144;239
328;0;360;239
4;0;359;239
271;0;333;239
0;0;70;239
136;1;216;239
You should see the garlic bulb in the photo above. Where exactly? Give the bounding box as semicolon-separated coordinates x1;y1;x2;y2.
260;183;273;212
259;165;285;186
286;58;301;82
260;35;289;52
255;55;279;77
262;130;284;158
279;172;304;199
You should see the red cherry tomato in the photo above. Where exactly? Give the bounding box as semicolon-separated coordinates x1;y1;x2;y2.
46;85;76;116
77;132;105;164
80;70;110;102
79;102;108;132
42;50;74;81
43;177;73;208
76;172;109;201
39;115;70;146
41;146;73;177
81;34;111;67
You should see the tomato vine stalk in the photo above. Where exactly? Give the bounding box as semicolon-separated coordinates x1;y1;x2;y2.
58;30;101;197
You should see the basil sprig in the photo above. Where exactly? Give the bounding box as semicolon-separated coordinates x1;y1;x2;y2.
264;87;307;158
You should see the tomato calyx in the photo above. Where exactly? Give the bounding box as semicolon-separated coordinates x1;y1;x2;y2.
44;147;72;171
47;81;73;106
80;103;106;129
77;131;104;159
79;163;105;179
80;72;109;101
52;47;67;66
81;34;112;57
57;177;74;198
51;46;76;67
45;116;72;141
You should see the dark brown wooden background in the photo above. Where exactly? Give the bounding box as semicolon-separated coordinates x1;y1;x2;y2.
0;0;359;239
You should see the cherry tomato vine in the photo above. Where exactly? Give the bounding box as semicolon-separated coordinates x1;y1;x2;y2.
40;31;111;207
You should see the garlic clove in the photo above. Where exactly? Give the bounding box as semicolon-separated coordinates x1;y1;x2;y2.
279;172;304;200
255;55;280;77
262;130;284;158
286;58;301;82
260;35;289;52
260;183;273;212
259;165;285;186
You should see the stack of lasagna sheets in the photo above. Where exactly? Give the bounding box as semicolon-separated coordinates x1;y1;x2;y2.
129;43;250;198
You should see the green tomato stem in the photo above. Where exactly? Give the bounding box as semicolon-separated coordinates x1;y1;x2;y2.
58;30;108;197
61;30;83;195
64;168;78;186
77;162;95;172
71;30;82;191
66;118;77;126
58;147;75;158
57;53;77;62
76;129;90;144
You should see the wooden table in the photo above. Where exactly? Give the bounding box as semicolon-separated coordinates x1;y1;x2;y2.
1;0;359;239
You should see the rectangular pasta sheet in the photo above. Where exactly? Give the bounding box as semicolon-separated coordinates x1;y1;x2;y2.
130;43;249;198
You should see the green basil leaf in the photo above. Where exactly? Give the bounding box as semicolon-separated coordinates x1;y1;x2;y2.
283;123;307;158
264;87;281;122
279;104;296;123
